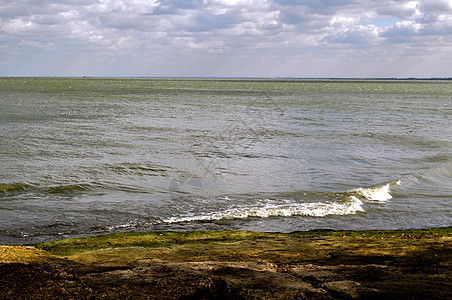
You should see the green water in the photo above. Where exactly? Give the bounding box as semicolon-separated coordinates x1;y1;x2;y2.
1;78;451;243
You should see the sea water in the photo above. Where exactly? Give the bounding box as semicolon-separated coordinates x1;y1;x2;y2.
0;78;451;244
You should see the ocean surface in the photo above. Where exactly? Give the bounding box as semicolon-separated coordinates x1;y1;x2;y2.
1;78;451;244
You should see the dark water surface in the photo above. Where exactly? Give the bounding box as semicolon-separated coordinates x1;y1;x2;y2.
1;78;451;244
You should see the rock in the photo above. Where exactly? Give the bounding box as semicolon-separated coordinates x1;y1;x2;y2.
323;280;362;298
1;228;451;299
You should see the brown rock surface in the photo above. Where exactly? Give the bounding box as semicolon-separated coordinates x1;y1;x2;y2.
1;229;451;299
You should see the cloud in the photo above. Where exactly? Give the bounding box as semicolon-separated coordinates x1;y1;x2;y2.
419;0;452;12
375;1;421;20
0;0;451;77
323;25;381;45
382;1;452;39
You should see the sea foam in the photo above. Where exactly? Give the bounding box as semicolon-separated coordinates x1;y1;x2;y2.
352;180;401;202
163;181;401;224
163;196;364;223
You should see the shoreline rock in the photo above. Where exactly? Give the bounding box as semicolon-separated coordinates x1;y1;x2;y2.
1;227;451;299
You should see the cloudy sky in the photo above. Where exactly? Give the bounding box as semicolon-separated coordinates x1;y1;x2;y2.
1;0;452;77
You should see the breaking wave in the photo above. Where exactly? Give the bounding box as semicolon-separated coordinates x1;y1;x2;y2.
162;181;401;224
163;196;364;223
352;180;401;202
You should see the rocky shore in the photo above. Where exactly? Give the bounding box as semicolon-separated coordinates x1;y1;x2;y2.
1;227;451;299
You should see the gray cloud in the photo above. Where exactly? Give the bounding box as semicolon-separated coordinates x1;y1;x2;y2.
419;0;452;12
0;0;451;77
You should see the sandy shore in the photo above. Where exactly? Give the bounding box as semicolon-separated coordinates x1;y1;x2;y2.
1;227;451;299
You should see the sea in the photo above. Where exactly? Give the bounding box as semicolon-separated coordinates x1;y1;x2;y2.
1;78;451;244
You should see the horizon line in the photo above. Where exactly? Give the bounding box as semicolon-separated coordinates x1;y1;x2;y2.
1;76;451;80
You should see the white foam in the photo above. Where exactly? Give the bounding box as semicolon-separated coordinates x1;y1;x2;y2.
353;180;400;202
106;222;139;231
163;196;364;223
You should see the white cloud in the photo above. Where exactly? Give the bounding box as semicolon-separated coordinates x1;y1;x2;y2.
90;0;160;14
323;24;382;45
1;18;36;35
383;20;423;37
0;0;451;77
329;15;361;29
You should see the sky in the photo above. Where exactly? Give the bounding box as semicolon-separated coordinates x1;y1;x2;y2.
1;0;452;78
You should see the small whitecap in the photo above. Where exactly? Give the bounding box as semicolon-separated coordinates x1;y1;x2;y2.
353;180;400;202
163;196;364;223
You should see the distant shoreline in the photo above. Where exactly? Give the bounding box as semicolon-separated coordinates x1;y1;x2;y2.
1;76;452;80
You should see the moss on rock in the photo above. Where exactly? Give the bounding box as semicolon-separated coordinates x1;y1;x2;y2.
1;227;450;299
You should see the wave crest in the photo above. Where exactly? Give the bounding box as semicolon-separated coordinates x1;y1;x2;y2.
352;180;400;201
0;182;29;193
163;181;401;224
163;196;363;223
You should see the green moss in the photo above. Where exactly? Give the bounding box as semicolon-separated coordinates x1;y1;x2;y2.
33;227;452;257
33;231;269;256
290;226;452;239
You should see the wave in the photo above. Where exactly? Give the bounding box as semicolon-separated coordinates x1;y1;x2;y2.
162;181;402;224
44;184;91;194
163;195;364;224
0;180;155;198
0;181;99;195
0;182;29;193
351;180;401;202
104;162;171;177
